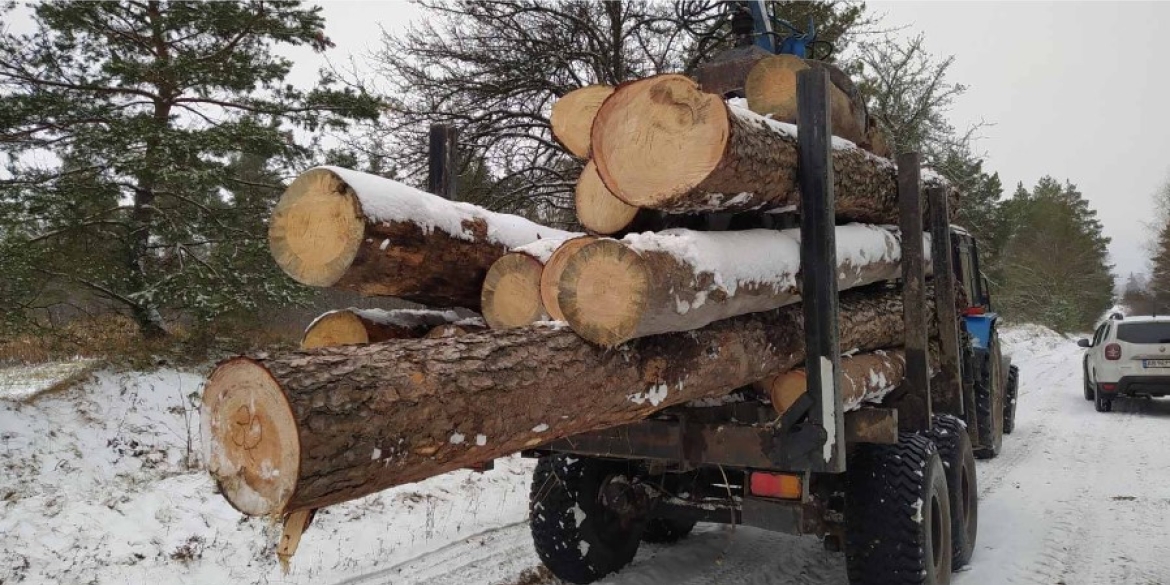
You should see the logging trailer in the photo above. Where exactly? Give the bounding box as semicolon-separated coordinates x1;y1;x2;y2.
521;4;1020;584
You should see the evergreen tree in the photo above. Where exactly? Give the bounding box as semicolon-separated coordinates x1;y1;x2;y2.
934;146;1006;268
996;177;1114;332
0;1;381;336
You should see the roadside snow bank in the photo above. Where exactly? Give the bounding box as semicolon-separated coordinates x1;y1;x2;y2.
0;368;534;584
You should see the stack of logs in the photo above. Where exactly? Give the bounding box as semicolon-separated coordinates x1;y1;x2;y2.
202;60;957;559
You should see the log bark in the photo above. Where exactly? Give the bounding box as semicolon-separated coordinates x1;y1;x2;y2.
590;74;952;222
481;238;569;329
300;308;465;349
268;167;570;309
424;323;487;338
756;350;907;415
745;54;865;145
551;85;615;158
556;225;928;346
202;286;912;516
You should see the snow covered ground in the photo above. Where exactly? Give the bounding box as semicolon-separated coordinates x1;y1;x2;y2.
3;324;1170;585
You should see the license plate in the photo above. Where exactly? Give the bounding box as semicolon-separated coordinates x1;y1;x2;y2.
1144;359;1170;368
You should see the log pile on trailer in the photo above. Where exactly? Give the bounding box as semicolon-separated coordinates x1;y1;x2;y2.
200;68;964;566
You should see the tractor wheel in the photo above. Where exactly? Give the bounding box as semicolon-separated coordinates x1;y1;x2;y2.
530;455;646;584
973;332;1004;459
846;433;953;585
1003;364;1019;435
641;518;697;544
929;415;978;570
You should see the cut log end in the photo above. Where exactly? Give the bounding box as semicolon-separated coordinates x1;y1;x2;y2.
202;358;299;517
540;236;597;322
744;54;806;123
300;311;371;349
557;239;650;346
551;85;615;158
268;168;365;287
576;160;640;235
592;75;729;208
482;253;546;329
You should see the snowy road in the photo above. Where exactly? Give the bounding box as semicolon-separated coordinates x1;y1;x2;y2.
355;327;1170;585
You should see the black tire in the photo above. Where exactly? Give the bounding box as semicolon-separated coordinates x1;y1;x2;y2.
929;415;978;570
973;332;1004;459
641;518;697;544
846;433;953;585
530;456;643;584
1094;387;1113;413
1083;358;1095;401
1003;364;1019;435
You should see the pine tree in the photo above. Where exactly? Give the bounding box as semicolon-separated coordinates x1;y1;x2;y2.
0;1;381;336
996;177;1114;332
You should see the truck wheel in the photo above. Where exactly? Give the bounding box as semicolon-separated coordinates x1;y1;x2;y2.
530;455;645;584
929;415;978;570
846;434;953;585
641;518;696;544
1003;364;1019;435
1094;387;1113;413
973;334;1004;459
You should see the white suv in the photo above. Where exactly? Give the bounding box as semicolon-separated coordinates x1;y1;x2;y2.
1079;316;1170;412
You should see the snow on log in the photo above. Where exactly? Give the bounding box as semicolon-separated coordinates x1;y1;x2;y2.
556;224;929;346
300;308;467;349
757;350;906;415
550;84;614;158
590;74;951;220
202;286;912;516
481;238;569;329
268;167;572;309
744;54;866;145
539;236;597;322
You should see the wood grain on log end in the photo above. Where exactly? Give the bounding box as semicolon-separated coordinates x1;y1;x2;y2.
592;74;729;208
300;310;371;349
550;84;615;158
269;168;364;288
482;252;547;329
202;358;299;516
540;236;597;322
744;54;805;123
576;160;640;235
557;239;649;346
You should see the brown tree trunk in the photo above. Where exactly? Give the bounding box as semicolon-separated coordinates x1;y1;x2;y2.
745;54;866;145
551;85;615;158
203;286;913;516
268;167;570;309
590;74;952;222
555;225;927;346
757;350;907;415
300;308;468;349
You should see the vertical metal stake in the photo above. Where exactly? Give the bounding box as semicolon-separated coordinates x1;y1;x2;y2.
897;152;932;431
928;186;963;416
796;68;845;472
428;124;458;201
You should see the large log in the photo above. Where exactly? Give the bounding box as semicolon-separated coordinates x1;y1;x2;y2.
555;224;928;346
757;350;907;415
268;167;571;309
745;54;865;145
550;85;615;158
300;308;469;349
203;286;911;516
539;236;597;322
575;160;644;235
590;74;950;220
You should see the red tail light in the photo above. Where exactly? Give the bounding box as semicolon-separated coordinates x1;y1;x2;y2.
1105;343;1121;360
